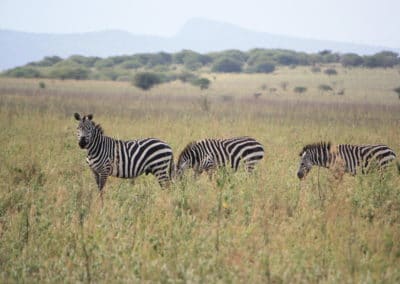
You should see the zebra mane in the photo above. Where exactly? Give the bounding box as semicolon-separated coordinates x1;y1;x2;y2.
178;141;196;162
300;141;331;156
93;122;104;135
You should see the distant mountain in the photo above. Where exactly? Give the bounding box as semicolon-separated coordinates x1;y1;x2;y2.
1;18;398;70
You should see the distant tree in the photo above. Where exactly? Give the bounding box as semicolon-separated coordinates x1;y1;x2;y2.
28;56;62;67
294;86;307;94
311;66;321;73
324;68;338;75
5;67;42;78
50;66;90;80
340;53;364;67
177;71;197;83
254;62;275;73
364;51;398;68
94;58;116;68
209;49;248;63
68;55;100;67
191;77;211;90
280;81;289;91
132;72;162;90
318;84;333;93
120;59;142;69
212;57;243;73
393;86;400;99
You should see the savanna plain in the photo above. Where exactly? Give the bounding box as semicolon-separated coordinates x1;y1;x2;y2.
0;66;400;283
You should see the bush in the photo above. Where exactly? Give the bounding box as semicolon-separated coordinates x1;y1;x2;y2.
132;72;162;90
341;53;364;67
393;86;400;99
191;78;211;90
251;62;275;73
318;84;333;92
311;66;321;73
212;57;243;73
294;86;307;94
177;72;197;83
364;51;399;68
38;82;46;89
50;66;90;80
68;55;100;67
28;56;63;67
5;67;42;78
324;68;338;75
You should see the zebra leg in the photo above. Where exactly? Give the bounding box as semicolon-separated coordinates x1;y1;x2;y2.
244;161;256;173
97;173;108;207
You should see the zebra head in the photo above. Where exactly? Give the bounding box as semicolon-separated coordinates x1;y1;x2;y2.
74;113;95;149
297;142;332;179
176;142;195;177
297;150;313;179
176;154;191;177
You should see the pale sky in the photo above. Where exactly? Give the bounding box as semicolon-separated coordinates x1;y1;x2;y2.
1;0;399;48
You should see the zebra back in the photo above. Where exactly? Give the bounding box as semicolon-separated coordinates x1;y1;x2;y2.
176;136;264;175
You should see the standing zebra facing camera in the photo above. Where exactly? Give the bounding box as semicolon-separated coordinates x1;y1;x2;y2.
297;142;396;179
176;137;264;177
74;113;174;201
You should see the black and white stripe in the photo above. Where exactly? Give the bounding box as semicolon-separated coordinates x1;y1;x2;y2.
297;142;396;179
74;113;174;192
176;137;264;176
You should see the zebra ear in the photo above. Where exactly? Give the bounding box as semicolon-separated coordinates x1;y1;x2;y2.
74;113;81;121
87;114;93;120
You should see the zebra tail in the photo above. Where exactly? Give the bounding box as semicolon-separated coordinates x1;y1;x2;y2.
396;161;400;175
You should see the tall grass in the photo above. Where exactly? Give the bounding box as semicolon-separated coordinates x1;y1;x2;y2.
0;67;399;282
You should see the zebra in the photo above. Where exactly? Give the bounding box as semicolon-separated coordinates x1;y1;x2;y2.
74;113;174;199
176;137;264;177
297;142;396;179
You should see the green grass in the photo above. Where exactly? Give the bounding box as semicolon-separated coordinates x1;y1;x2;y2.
0;66;400;283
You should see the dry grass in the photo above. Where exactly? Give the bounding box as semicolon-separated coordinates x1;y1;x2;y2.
0;66;400;283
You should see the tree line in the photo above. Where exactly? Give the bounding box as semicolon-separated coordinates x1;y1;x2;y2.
3;49;399;82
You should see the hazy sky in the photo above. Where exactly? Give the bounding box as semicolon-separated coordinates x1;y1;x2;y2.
1;0;399;48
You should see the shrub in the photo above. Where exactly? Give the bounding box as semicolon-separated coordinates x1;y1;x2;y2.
280;81;289;91
318;84;333;92
294;86;307;94
39;82;46;89
28;56;63;67
393;86;400;99
341;53;364;67
50;65;90;80
212;57;243;73
324;68;338;75
311;66;321;73
364;51;398;68
177;72;197;83
252;62;275;73
5;67;42;78
191;78;211;90
132;72;162;90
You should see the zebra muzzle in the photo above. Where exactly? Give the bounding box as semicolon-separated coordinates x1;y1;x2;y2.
79;138;87;149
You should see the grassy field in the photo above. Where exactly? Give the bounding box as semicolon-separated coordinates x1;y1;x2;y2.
0;66;400;283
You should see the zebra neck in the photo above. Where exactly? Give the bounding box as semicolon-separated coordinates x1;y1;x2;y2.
87;131;105;156
312;150;335;168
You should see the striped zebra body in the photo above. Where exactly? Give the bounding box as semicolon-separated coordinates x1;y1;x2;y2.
176;137;264;176
75;113;173;192
297;142;396;179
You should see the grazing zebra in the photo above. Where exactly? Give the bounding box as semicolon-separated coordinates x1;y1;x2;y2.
74;113;174;198
176;137;264;177
297;142;396;179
